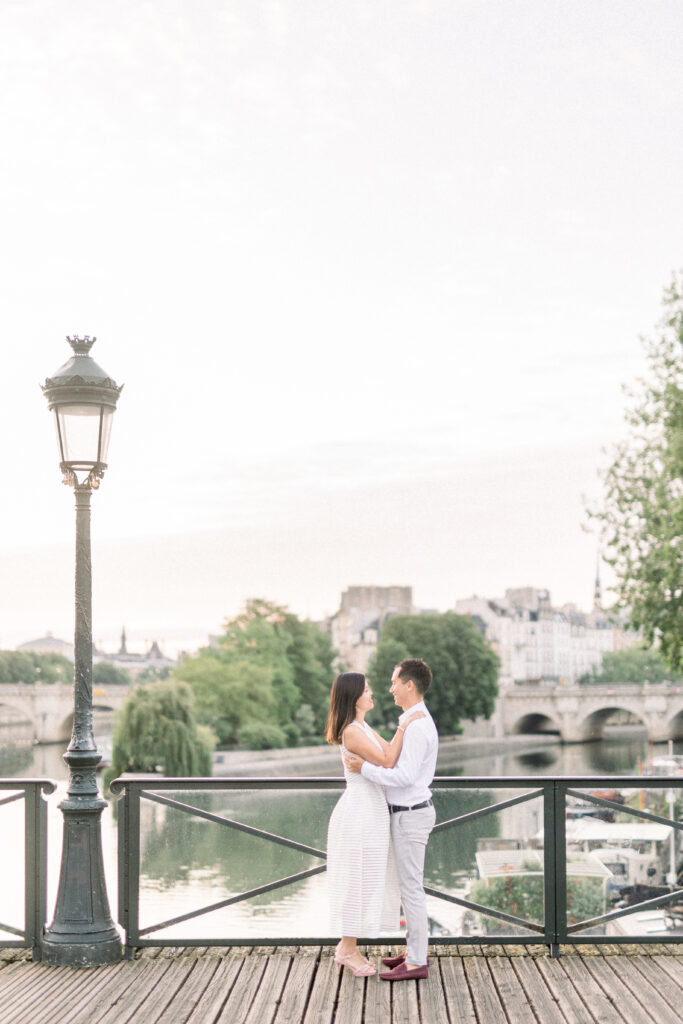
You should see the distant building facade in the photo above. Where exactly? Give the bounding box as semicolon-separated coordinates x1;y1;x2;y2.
455;586;635;689
325;586;414;673
17;633;74;660
93;627;175;679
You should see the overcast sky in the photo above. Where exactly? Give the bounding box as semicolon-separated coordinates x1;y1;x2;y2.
1;1;681;654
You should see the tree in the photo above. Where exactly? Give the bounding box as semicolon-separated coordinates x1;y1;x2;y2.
92;661;132;687
578;648;683;686
172;599;336;745
103;680;214;789
173;654;277;745
591;274;683;668
0;650;72;685
367;613;499;735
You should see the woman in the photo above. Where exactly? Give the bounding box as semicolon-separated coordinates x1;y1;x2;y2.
325;672;424;976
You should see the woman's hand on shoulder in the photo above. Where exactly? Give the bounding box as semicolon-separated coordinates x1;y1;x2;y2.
403;710;426;728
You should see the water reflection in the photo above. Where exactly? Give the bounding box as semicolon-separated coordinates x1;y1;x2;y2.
0;728;677;941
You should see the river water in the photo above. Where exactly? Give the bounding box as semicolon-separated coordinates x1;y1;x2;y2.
0;723;677;943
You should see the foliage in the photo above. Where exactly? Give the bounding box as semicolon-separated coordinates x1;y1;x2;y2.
0;650;72;685
92;661;132;687
172;599;335;746
578;648;683;686
103;680;214;789
237;721;287;750
293;703;317;738
591;274;683;669
470;872;604;931
136;664;172;684
173;655;276;746
367;613;499;734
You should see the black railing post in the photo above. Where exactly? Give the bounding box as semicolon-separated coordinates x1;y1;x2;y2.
553;781;568;956
24;782;51;961
120;783;141;959
542;781;559;957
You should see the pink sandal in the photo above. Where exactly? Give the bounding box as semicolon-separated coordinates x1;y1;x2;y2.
334;951;376;976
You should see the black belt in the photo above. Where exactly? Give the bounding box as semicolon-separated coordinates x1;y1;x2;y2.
388;799;433;814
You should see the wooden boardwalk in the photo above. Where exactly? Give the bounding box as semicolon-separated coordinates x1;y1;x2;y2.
2;944;683;1024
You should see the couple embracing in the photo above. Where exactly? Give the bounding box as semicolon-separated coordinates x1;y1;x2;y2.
325;658;438;982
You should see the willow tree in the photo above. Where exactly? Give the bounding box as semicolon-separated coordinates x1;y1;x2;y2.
592;274;683;668
103;680;214;789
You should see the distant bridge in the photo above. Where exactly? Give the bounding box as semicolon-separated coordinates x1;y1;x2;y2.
0;683;131;743
504;683;683;743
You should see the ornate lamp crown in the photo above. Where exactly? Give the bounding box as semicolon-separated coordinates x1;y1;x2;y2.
67;335;97;356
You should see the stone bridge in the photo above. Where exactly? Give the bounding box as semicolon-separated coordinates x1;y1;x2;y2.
503;683;683;743
0;683;131;743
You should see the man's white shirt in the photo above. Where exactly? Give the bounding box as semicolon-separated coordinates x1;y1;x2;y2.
360;700;438;805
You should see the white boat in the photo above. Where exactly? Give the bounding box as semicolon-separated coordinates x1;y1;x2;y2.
564;820;673;888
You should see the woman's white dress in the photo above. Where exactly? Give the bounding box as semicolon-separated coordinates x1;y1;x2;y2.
327;720;400;936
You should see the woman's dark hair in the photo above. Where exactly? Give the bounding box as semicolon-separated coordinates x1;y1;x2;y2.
325;672;366;745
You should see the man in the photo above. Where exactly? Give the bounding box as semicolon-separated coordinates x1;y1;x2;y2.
344;658;438;982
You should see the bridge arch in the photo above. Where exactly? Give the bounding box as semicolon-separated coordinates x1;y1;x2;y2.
576;702;649;742
510;712;562;737
0;699;35;737
667;704;683;740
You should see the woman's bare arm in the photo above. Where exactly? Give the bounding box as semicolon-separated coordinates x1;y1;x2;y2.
344;712;425;768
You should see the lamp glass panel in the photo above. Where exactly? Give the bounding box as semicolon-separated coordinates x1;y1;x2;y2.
55;404;105;465
98;408;114;464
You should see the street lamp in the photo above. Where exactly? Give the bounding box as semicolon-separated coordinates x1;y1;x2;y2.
40;336;123;967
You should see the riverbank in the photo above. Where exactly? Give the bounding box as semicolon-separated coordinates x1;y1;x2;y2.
212;732;561;777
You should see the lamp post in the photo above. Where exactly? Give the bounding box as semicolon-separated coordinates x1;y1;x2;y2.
40;336;123;967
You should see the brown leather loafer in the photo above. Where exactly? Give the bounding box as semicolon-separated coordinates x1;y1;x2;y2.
381;954;430;968
379;962;429;981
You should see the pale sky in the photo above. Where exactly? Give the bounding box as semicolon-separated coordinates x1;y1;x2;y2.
1;1;681;654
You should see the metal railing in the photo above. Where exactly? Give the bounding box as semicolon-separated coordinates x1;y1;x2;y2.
111;775;683;958
0;779;55;961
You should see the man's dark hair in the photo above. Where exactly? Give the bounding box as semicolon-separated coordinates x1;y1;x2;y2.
396;658;432;696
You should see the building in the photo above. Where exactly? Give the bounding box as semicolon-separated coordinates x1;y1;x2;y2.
455;587;634;690
16;633;74;660
326;586;413;673
93;627;175;679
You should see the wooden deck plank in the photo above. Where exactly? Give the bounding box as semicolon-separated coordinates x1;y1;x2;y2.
463;956;508;1024
582;956;660;1024
23;964;127;1024
74;959;186;1024
302;955;339;1024
651;954;683;986
215;953;269;1024
65;963;164;1024
487;957;537;1024
593;954;679;1024
334;962;367;1024
416;958;449;1024
536;957;600;1024
559;957;624;1024
388;973;419;1024
0;965;75;1023
273;954;318;1024
243;955;292;1024
439;955;477;1024
362;957;390;1024
184;955;246;1023
4;945;683;1024
618;955;683;1022
155;957;222;1024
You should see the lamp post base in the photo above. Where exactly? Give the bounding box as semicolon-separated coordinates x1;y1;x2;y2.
42;795;122;967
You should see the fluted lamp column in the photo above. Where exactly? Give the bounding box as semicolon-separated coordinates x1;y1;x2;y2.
41;336;123;967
